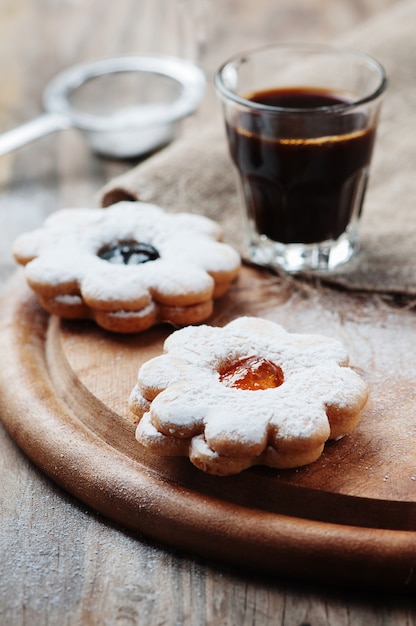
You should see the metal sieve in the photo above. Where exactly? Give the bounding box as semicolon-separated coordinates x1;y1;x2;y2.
0;55;205;159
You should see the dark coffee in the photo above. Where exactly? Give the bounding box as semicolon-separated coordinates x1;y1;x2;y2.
226;87;376;245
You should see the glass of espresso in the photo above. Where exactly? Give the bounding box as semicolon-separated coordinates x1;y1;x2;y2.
215;43;387;272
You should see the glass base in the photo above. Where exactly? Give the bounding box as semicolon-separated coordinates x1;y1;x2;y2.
248;231;359;273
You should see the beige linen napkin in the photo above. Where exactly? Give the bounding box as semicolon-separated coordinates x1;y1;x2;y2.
100;0;416;297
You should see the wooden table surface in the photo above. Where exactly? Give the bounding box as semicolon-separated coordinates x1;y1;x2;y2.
1;0;415;624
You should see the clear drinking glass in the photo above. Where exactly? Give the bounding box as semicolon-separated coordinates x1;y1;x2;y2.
215;43;387;272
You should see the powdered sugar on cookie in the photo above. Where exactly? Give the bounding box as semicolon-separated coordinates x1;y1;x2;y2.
130;316;369;475
12;201;241;333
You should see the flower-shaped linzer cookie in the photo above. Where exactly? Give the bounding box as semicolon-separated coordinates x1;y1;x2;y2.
12;201;241;333
130;316;369;475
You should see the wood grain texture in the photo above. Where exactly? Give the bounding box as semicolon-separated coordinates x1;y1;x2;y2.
2;267;416;595
1;0;415;625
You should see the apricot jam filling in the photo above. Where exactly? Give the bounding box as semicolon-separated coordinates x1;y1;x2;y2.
98;239;160;265
219;356;284;391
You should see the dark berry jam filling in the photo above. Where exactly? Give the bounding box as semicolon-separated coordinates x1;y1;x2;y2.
98;239;160;265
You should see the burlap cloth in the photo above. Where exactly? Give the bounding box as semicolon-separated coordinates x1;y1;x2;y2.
99;0;416;297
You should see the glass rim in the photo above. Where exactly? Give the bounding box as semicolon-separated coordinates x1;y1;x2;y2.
215;42;388;114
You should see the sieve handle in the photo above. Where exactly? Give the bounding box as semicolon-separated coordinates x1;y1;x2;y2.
0;113;71;156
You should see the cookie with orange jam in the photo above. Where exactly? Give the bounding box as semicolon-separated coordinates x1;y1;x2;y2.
12;201;241;333
129;316;368;475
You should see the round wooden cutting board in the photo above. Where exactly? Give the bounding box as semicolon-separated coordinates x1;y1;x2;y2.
1;266;416;592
